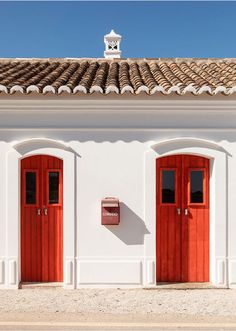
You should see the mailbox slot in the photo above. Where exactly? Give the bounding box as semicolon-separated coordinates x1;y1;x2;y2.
102;197;120;225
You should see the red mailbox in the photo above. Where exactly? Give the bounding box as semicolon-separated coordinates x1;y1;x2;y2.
101;197;120;225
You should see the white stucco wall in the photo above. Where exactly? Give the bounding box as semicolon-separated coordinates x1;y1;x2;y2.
0;94;236;288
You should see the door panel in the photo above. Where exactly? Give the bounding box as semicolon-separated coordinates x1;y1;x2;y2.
156;155;209;282
156;155;182;282
182;155;209;282
21;155;63;282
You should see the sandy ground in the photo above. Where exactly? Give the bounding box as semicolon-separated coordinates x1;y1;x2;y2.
0;288;236;325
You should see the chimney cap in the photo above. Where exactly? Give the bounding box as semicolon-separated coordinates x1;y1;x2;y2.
104;29;122;59
104;29;121;40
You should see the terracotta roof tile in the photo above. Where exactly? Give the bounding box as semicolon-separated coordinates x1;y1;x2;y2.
139;62;157;90
106;62;119;93
1;58;236;95
66;61;89;90
92;62;109;93
119;62;132;93
77;61;99;92
129;62;144;92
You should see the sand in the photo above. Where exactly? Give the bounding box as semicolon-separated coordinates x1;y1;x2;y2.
0;288;236;324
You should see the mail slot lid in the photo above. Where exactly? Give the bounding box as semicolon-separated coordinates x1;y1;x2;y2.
102;198;120;225
102;197;119;207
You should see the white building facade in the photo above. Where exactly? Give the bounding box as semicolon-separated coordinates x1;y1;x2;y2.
0;56;236;289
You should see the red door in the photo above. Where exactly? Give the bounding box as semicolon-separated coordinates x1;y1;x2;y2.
21;155;63;282
156;155;209;282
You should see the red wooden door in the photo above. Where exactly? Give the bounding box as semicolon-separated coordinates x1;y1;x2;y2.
21;155;63;282
156;155;209;282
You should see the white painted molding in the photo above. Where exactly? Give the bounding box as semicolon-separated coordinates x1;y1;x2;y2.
2;99;236;113
0;259;4;284
77;260;142;285
145;137;228;288
216;259;226;285
150;137;228;155
1;127;236;132
146;260;155;285
228;258;236;286
65;260;73;285
9;260;17;285
11;137;70;151
6;142;76;290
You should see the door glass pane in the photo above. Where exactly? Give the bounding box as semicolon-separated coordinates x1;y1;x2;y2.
25;172;36;204
162;170;175;203
49;172;59;204
190;170;203;203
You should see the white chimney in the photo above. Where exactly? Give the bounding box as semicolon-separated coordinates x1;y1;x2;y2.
104;29;122;59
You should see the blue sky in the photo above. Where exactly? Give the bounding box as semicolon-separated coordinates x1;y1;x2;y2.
0;1;236;58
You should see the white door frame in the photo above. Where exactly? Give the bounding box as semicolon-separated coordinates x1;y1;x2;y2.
5;138;76;289
144;137;229;288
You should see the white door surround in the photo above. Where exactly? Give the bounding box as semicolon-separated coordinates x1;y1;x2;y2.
5;138;76;289
144;137;229;288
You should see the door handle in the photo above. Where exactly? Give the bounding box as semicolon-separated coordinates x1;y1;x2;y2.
37;208;41;216
177;208;181;215
44;208;48;216
184;208;188;216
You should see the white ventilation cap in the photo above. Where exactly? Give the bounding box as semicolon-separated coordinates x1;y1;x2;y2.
104;29;122;59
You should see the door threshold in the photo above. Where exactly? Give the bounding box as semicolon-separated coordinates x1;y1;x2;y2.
20;282;63;289
151;282;216;290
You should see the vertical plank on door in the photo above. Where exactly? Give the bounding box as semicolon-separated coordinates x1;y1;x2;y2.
156;155;182;282
182;155;209;282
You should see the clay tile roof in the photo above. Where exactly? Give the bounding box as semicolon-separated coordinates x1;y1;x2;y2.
1;58;236;95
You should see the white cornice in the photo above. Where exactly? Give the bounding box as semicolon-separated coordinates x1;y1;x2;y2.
0;99;236;113
0;127;236;132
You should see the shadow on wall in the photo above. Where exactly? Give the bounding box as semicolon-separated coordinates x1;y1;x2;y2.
105;202;150;245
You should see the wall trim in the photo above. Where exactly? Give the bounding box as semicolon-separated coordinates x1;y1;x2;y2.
1;127;236;132
1;99;236;113
6;140;76;289
144;137;229;287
